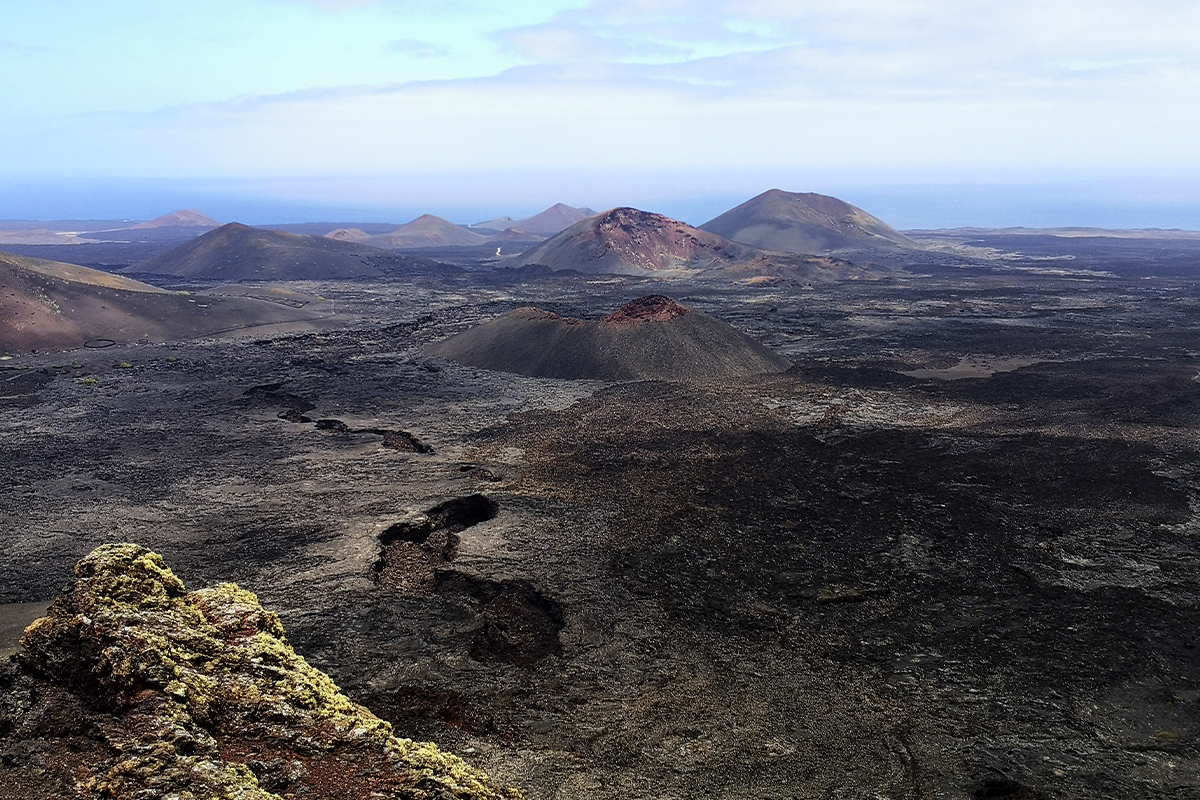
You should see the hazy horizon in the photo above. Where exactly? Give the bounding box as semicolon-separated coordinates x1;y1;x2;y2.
3;1;1198;229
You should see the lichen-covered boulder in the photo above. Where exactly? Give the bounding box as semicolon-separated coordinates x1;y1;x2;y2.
4;543;523;800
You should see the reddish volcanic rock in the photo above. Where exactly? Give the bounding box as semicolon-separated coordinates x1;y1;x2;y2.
507;207;759;275
602;295;690;325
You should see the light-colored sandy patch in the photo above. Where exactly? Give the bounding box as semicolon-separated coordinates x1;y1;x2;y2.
899;355;1050;380
0;601;52;656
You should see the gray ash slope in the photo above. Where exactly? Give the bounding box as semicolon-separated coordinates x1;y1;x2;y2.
0;250;318;352
426;295;791;380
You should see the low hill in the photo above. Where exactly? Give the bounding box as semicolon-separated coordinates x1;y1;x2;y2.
129;222;386;279
0;251;319;351
426;295;791;380
325;227;375;243
700;189;915;254
492;227;544;243
127;209;221;229
372;214;492;249
506;207;760;275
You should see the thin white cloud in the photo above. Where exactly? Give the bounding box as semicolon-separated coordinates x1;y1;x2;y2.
492;0;1200;99
384;38;449;58
0;39;49;55
4;0;1198;193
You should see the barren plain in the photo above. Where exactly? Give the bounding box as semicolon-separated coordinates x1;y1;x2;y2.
2;231;1200;798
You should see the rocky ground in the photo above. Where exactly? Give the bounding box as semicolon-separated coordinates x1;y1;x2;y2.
2;234;1199;798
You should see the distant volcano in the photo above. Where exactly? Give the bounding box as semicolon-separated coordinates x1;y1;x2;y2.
426;295;791;380
371;214;491;249
129;222;386;279
324;227;374;243
700;189;915;254
474;203;597;236
127;209;221;230
507;208;760;275
0;251;317;351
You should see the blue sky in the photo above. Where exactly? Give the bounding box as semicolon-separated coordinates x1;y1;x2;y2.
2;0;1199;227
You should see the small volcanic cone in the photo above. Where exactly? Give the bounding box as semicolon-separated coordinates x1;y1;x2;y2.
426;295;790;380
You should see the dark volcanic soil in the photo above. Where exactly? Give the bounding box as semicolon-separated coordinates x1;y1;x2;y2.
2;234;1200;798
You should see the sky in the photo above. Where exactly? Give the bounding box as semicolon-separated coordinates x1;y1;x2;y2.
1;0;1199;227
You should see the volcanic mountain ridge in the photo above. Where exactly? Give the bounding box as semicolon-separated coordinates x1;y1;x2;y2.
0;250;319;351
426;294;791;380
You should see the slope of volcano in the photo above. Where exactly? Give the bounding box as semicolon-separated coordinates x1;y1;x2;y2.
372;215;492;249
507;207;760;275
128;222;387;279
700;189;915;254
1;251;319;351
426;295;791;380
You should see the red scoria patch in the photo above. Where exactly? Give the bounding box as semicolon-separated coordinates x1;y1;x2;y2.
602;295;690;325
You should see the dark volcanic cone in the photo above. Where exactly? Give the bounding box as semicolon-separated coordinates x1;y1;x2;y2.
426;295;790;380
0;251;318;351
507;207;760;275
700;189;916;254
129;222;387;279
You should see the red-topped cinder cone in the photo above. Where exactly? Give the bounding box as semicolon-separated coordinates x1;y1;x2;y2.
426;295;789;381
507;207;760;275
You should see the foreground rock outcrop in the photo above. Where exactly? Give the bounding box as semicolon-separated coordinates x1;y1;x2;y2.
0;544;522;800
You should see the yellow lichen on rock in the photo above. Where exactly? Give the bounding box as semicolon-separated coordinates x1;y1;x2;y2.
15;543;523;800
